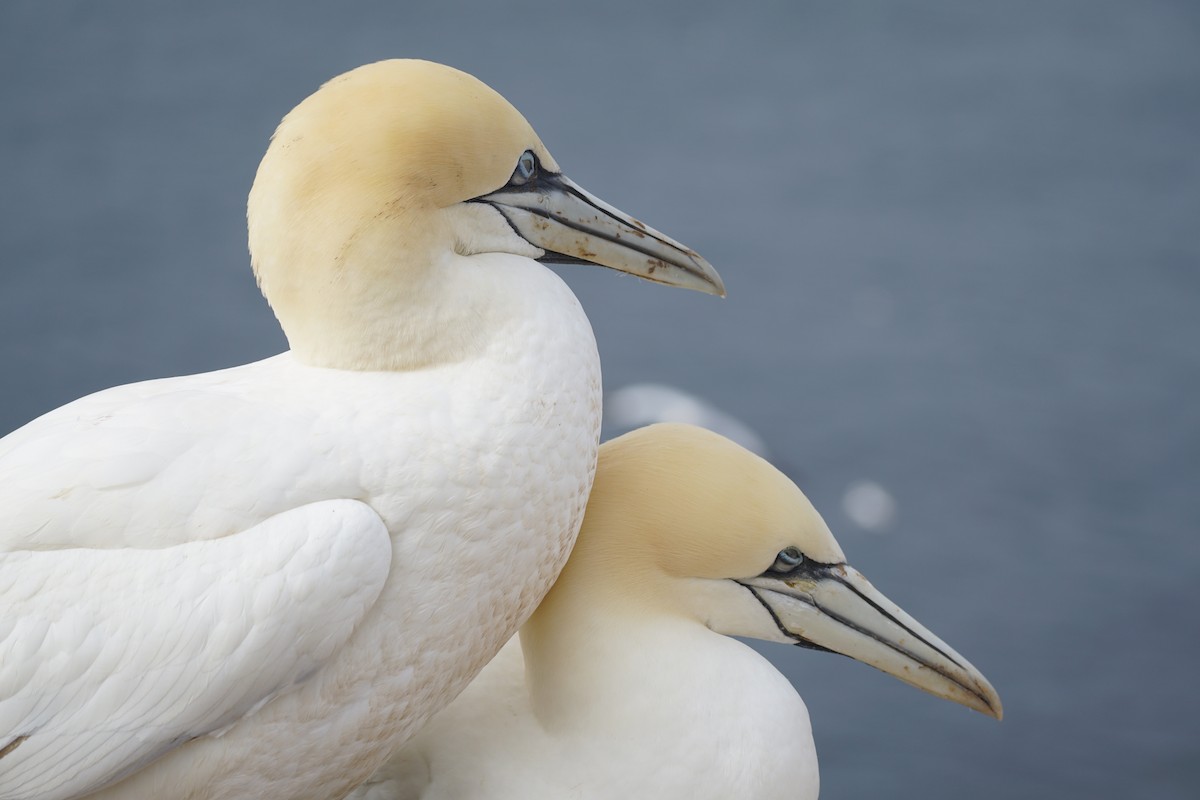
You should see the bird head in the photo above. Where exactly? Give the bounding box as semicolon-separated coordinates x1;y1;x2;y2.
561;423;1002;719
247;60;723;368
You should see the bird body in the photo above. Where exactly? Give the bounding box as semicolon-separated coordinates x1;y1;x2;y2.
351;424;1000;800
1;60;721;800
355;620;817;800
2;258;600;800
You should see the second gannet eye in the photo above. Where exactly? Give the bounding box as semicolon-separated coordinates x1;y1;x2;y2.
510;150;537;185
769;547;804;574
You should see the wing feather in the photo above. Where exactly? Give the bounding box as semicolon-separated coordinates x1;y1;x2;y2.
0;499;390;800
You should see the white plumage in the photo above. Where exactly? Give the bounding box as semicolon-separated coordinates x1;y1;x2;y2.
1;267;598;799
0;59;721;800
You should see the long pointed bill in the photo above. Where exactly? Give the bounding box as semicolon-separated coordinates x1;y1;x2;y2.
740;562;1003;719
473;172;725;297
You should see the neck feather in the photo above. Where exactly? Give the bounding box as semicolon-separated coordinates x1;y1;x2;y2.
520;516;692;729
253;209;521;371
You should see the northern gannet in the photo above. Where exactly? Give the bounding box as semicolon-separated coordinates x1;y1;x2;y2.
0;60;722;800
350;424;1002;800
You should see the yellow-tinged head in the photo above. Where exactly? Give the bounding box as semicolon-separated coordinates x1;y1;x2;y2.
528;423;1003;720
249;60;555;247
577;423;845;584
247;60;723;370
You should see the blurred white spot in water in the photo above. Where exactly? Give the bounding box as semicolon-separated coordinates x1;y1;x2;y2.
606;383;769;458
842;480;896;532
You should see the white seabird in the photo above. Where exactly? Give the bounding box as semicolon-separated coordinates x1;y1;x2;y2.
0;60;723;800
350;424;1002;800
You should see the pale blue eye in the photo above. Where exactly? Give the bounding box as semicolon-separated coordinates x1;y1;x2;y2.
770;547;803;573
511;150;537;185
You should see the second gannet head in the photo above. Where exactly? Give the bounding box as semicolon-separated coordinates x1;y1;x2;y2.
248;59;723;370
526;423;1003;719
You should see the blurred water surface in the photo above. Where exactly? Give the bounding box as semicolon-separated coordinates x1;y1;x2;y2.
2;2;1197;798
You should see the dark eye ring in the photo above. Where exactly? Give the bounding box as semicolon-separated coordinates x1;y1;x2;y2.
511;150;537;185
769;547;803;574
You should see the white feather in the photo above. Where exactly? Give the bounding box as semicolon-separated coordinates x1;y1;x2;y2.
1;500;390;800
0;255;600;800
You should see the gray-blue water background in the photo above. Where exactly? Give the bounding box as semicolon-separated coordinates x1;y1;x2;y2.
2;2;1197;798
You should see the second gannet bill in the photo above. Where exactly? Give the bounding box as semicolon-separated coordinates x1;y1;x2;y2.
351;424;1001;800
0;61;722;800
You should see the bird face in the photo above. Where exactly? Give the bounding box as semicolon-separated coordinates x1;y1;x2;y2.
465;147;724;296
591;424;1003;720
731;555;1002;719
248;59;723;310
